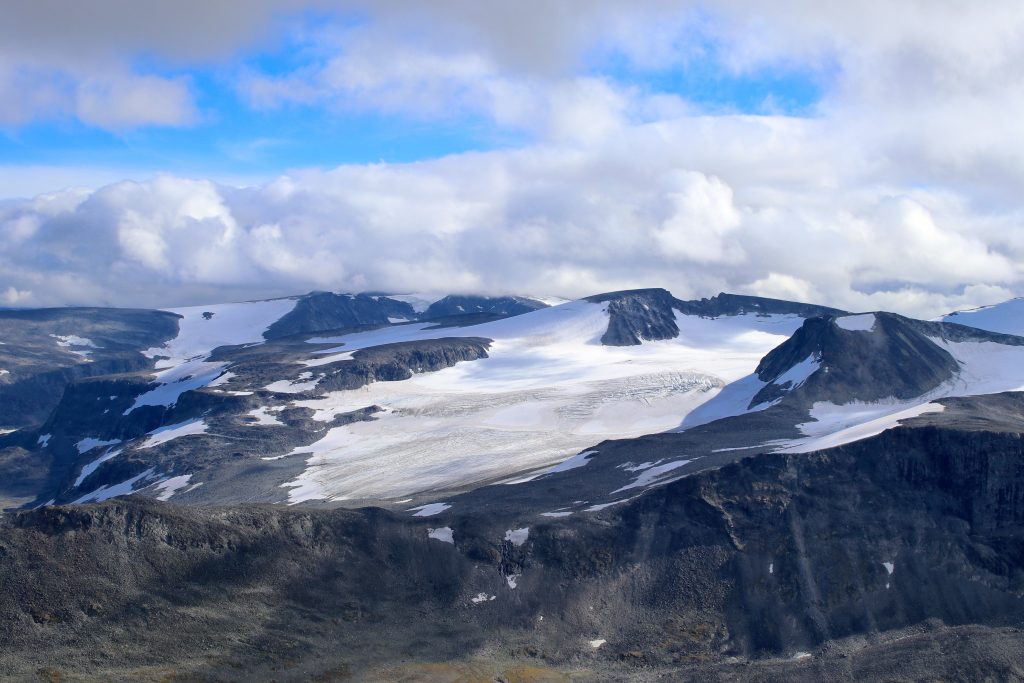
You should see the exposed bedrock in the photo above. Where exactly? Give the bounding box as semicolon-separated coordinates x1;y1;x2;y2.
2;425;1024;679
752;313;961;407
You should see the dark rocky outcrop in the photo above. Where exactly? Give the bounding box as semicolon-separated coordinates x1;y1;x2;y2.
0;308;179;428
316;337;491;392
751;313;961;408
589;289;847;347
588;288;685;345
3;423;1024;680
263;292;417;340
420;294;547;321
677;292;846;319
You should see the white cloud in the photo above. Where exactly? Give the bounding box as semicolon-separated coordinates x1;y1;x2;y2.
0;62;198;130
1;115;1022;316
1;2;1023;316
75;74;197;129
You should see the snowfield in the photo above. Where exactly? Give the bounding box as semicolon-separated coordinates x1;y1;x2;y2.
128;298;298;412
280;301;807;502
941;298;1024;337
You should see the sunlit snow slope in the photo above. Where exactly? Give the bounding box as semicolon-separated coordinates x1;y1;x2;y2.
941;298;1024;337
129;298;299;411
279;300;807;502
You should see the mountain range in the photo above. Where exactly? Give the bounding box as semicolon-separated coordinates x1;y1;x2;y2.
2;288;1024;681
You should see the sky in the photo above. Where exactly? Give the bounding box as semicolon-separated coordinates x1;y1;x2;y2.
1;1;1023;316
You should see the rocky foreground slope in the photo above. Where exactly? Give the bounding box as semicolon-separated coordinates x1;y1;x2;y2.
3;403;1024;681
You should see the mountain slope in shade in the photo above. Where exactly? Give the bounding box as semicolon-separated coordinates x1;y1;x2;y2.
4;401;1024;680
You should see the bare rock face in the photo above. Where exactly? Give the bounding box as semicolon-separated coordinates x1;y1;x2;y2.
589;289;846;347
421;294;548;321
751;313;960;408
317;337;491;391
3;419;1024;681
0;308;179;428
263;292;417;339
588;288;684;345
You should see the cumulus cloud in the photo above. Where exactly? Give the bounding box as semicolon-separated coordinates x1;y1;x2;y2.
2;114;1022;316
2;1;1024;315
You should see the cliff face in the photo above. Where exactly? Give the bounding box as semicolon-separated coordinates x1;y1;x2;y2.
3;423;1024;681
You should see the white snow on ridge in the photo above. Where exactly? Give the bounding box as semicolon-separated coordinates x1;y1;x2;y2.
835;314;877;332
280;302;806;503
144;298;299;368
299;350;354;367
769;333;1024;453
941;298;1024;337
386;293;439;313
778;402;945;454
127;298;298;413
139;419;207;449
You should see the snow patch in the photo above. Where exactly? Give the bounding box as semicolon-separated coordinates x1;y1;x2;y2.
51;334;98;357
835;313;877;332
127;359;227;412
883;561;895;575
73;468;155;503
153;474;193;501
387;293;438;313
140;419;207;449
247;405;284;426
144;299;297;367
504;527;529;546
37;433;51;447
75;437;121;454
129;298;297;413
589;639;607;649
408;502;451;517
778;402;945;453
427;527;454;544
471;593;496;604
584;498;635;512
540;511;573;518
612;459;693;493
266;371;320;394
770;353;820;389
299;350;354;367
74;448;122;487
547;450;598;474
